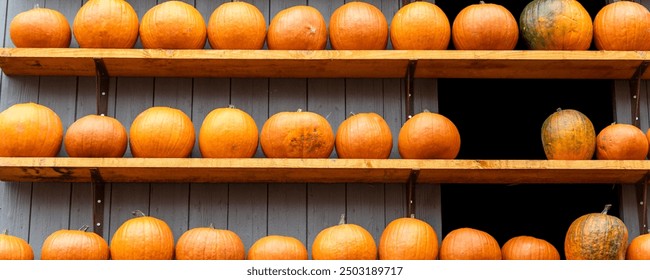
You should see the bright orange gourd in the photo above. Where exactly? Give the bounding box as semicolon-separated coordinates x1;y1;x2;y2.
541;108;596;160
110;210;175;260
329;2;388;50
501;235;560;260
199;105;258;158
41;225;109;260
594;0;650;51
565;204;628;260
398;110;461;159
439;227;502;260
390;1;450;50
260;109;334;158
247;235;308;260
519;0;593;50
73;0;139;48
175;224;245;260
64;114;128;158
267;5;327;50
312;214;377;260
129;106;195;158
140;1;207;49
452;1;519;50
207;1;267;49
596;123;648;160
335;112;392;159
9;5;71;48
379;216;439;260
626;233;650;260
0;102;63;157
0;230;34;260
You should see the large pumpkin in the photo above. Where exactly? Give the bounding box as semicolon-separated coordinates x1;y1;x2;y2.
267;5;327;50
501;235;560;260
175;224;245;260
378;216;439;260
593;0;650;51
398;110;461;159
260;109;334;158
247;235;308;260
129;106;195;158
541;108;596;160
626;233;650;260
64;114;128;158
519;0;593;50
0;102;63;157
329;1;388;50
199;105;258;158
73;0;139;48
335;112;393;159
140;1;207;49
390;1;450;50
312;214;377;260
564;204;628;260
9;5;71;48
0;230;34;260
110;210;175;260
41;225;109;260
596;123;648;160
439;227;502;260
207;1;267;50
452;1;519;50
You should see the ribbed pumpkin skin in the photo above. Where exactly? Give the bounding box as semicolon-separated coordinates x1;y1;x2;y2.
0;102;63;157
207;2;266;50
129;106;195;158
594;1;650;51
626;233;650;260
312;218;377;260
439;227;502;260
452;2;519;50
64;115;128;158
335;112;392;159
398;111;460;159
110;212;175;260
41;227;109;260
199;106;258;158
329;2;388;50
379;217;439;260
519;0;593;50
175;226;245;260
260;110;334;158
140;1;207;49
596;123;648;160
0;231;34;260
73;0;139;48
564;208;628;260
248;235;308;260
9;6;71;48
268;5;327;50
501;235;560;260
390;1;450;50
541;108;595;160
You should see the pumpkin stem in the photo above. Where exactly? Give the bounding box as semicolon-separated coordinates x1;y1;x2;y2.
423;109;430;113
297;108;303;112
349;112;356;117
601;204;612;214
338;213;346;225
228;104;236;109
479;0;485;4
1;229;7;235
33;4;40;9
78;225;91;232
556;107;562;112
409;213;416;218
132;210;147;217
208;223;215;229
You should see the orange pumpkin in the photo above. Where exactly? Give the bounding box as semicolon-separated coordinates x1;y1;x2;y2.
260;109;334;158
312;214;377;260
541;108;596;160
398;110;461;159
439;227;502;260
390;1;450;50
110;210;175;260
452;1;519;50
129;106;195;158
267;5;327;50
501;235;560;260
207;1;267;49
519;0;593;50
329;2;388;50
565;204;628;260
140;1;207;49
199;105;258;158
64;114;128;158
247;235;308;260
9;5;71;48
41;225;109;260
596;123;648;160
335;112;393;159
626;233;650;260
0;102;63;157
379;216;439;260
73;0;139;48
593;0;650;51
0;230;34;260
175;224;245;260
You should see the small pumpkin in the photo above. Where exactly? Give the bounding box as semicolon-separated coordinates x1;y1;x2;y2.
110;210;175;260
140;1;207;49
390;1;450;50
335;112;393;159
626;233;650;260
329;1;388;50
64;114;128;158
593;0;650;51
0;102;63;157
596;123;648;160
260;109;334;158
0;230;34;260
452;1;519;50
541;108;596;160
247;235;308;260
41;225;109;260
267;5;327;50
439;227;501;260
519;0;593;50
312;214;377;260
9;4;71;48
129;106;195;158
207;1;267;49
175;224;245;260
199;105;259;158
564;204;628;260
378;216;439;260
501;235;560;260
398;110;461;159
73;0;139;48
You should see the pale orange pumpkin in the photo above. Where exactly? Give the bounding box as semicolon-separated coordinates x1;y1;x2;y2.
267;5;327;50
626;233;650;260
110;210;175;260
501;235;560;260
0;230;34;260
247;235;308;260
335;112;393;159
596;123;648;160
439;227;502;260
329;1;388;50
593;0;650;51
73;0;139;48
312;214;377;260
398;110;461;159
64;114;128;158
199;105;259;158
207;1;267;49
541;108;596;160
41;225;109;260
129;106;195;158
390;1;450;50
140;1;207;49
175;224;245;260
260;109;334;158
0;102;63;157
9;5;71;48
379;216;439;260
452;1;519;50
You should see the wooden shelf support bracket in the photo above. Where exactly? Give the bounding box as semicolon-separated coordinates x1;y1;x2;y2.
405;59;417;120
94;58;110;117
630;61;649;127
638;174;649;235
90;168;105;237
406;169;420;217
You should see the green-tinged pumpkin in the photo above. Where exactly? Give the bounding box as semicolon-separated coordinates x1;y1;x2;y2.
248;235;308;260
379;216;439;260
41;225;109;260
0;230;34;260
175;224;245;260
110;210;175;260
541;108;595;160
0;102;63;157
501;235;560;260
439;227;501;260
519;0;593;50
312;214;377;260
564;204;628;260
